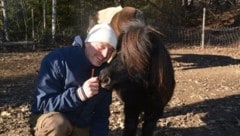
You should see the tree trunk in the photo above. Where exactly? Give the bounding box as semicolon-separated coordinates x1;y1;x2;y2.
1;0;9;41
52;0;57;40
119;0;124;7
20;0;28;41
42;0;46;30
32;8;35;39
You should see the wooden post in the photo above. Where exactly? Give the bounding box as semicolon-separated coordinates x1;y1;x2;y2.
201;8;206;49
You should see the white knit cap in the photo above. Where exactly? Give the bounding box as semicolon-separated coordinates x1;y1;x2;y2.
85;23;117;49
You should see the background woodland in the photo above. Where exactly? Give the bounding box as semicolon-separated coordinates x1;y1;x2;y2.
0;0;240;47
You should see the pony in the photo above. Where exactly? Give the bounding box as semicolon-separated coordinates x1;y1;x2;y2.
87;6;145;38
99;21;176;136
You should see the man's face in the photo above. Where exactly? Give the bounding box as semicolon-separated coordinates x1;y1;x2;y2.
85;42;114;67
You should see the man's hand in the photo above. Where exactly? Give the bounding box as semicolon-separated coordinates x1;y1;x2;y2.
77;77;99;101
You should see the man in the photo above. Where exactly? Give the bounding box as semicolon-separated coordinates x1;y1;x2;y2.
31;23;117;136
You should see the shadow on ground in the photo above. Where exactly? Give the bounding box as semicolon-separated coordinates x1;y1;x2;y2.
173;53;240;70
0;74;36;107
110;94;240;136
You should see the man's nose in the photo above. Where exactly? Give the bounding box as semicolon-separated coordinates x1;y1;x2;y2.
101;48;109;58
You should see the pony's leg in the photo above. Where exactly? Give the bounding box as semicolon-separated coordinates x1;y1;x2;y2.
141;107;164;136
141;113;160;136
123;105;141;136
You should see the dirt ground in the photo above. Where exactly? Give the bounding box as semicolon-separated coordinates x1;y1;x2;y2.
0;46;239;136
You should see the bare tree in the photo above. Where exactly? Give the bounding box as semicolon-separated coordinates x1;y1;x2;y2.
1;0;9;41
119;0;124;6
20;0;28;41
52;0;57;40
31;8;35;39
42;0;47;30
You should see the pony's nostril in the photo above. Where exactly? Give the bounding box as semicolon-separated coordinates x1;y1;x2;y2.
100;76;111;89
102;77;111;85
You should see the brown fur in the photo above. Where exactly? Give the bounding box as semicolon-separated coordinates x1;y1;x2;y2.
87;6;122;33
120;22;175;106
110;7;144;37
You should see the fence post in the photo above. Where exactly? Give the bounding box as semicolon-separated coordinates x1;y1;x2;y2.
201;7;206;49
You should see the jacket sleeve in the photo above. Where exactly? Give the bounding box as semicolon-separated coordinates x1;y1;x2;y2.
34;54;83;113
89;89;112;136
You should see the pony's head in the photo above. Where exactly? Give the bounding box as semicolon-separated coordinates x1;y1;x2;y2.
100;21;175;104
100;21;172;86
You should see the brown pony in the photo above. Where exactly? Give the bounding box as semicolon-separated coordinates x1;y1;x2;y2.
99;21;175;136
87;6;145;38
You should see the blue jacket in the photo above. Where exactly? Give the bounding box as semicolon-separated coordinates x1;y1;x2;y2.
31;45;112;136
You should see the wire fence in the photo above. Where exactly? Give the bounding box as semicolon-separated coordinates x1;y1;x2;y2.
162;25;240;47
2;22;240;50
